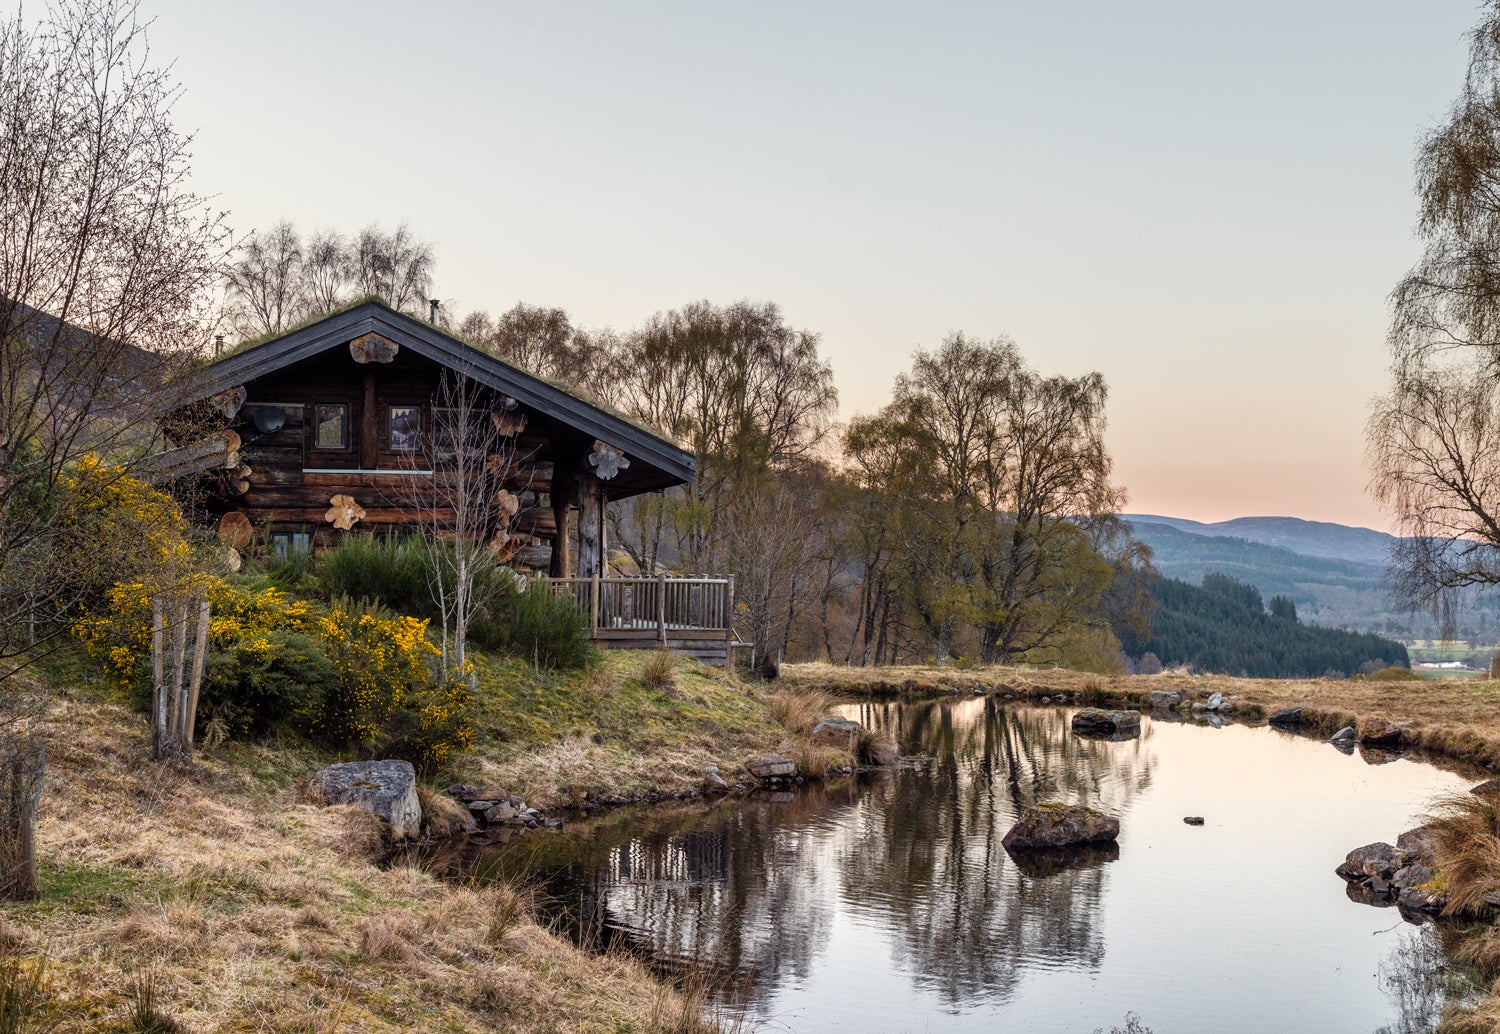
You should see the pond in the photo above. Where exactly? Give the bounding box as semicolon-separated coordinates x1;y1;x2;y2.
430;699;1485;1033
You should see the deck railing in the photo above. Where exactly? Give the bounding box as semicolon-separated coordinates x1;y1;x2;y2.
547;575;735;642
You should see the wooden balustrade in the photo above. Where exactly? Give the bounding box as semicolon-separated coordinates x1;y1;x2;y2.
547;575;738;666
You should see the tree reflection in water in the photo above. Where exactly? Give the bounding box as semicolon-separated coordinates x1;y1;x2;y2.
457;700;1157;1015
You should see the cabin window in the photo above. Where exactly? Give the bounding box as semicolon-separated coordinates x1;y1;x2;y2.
313;404;348;450
270;531;311;558
389;405;421;452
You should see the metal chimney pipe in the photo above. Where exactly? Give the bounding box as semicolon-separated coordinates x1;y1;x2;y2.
429;298;440;324
214;334;224;356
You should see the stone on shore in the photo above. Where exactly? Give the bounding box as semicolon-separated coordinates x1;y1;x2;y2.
1357;716;1403;748
311;760;421;839
1070;708;1142;735
1268;706;1306;727
1002;802;1120;849
746;754;798;779
1473;778;1500;797
1329;726;1356;743
1148;690;1181;709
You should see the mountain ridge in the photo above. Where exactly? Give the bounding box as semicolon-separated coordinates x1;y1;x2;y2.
1124;513;1399;567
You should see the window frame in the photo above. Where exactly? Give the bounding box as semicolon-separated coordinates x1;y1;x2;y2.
311;403;350;451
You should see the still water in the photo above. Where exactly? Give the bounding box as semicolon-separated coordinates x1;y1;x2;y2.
448;699;1483;1033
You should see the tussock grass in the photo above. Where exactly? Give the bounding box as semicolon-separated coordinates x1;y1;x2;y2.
127;970;182;1034
641;649;678;693
767;688;837;735
0;949;55;1034
415;784;472;839
1426;793;1500;919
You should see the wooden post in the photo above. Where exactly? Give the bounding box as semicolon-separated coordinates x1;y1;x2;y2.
361;369;377;469
184;597;211;750
550;476;571;578
577;470;603;578
658;573;668;647
151;599;166;757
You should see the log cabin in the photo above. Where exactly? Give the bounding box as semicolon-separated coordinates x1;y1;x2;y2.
155;297;695;582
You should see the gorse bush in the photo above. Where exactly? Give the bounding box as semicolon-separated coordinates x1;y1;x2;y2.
314;597;439;745
199;630;337;737
75;581;473;771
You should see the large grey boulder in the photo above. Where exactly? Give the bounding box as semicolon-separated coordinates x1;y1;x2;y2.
1070;709;1141;736
1148;690;1181;710
1002;803;1120;849
312;760;421;839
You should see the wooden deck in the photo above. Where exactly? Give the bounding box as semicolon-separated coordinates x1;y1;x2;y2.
548;576;741;666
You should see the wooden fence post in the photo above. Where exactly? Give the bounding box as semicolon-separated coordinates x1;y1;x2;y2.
658;573;668;647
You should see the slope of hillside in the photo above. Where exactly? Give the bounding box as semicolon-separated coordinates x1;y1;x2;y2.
1126;513;1398;566
1125;516;1500;641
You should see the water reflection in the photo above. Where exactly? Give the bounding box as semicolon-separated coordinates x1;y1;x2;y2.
437;700;1479;1033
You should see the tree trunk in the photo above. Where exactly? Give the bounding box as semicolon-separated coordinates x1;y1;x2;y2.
0;732;43;901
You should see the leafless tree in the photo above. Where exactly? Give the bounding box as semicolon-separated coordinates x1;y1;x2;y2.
225;220;303;337
1372;1;1500;618
0;0;228;898
394;370;519;677
302;227;351;315
353;222;434;314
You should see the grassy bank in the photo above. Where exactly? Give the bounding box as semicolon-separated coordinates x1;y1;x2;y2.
458;651;787;810
1;649;808;1033
783;662;1500;771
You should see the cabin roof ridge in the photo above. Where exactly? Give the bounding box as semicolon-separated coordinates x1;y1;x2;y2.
179;299;693;482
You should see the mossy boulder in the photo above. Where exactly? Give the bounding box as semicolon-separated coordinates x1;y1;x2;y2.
1002;802;1120;849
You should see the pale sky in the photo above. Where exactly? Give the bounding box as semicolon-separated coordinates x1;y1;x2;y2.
132;0;1481;531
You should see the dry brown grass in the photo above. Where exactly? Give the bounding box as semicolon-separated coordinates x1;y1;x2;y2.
641;649;679;693
767;688;837;735
2;687;743;1033
784;662;1500;770
1425;792;1500;919
415;783;473;839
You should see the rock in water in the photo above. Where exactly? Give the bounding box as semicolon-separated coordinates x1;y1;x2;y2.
1472;778;1500;797
1206;692;1225;711
311;760;421;839
1337;841;1400;881
1002;802;1120;849
1070;708;1142;735
1184;816;1205;826
746;754;798;779
1329;726;1356;743
1148;690;1181;709
1357;716;1403;748
811;716;862;754
1268;706;1306;727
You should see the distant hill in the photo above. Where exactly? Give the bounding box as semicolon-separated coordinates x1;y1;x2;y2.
1118;572;1409;678
1125;514;1399;567
1122;517;1485;640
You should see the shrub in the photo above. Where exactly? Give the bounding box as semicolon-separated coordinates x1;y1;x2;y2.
315;598;439;746
317;536;430;614
380;667;475;774
1363;666;1420;682
470;581;593;670
198;630;338;737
